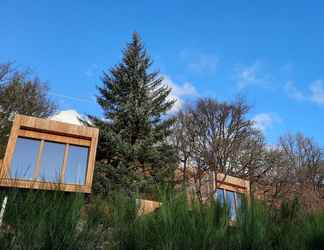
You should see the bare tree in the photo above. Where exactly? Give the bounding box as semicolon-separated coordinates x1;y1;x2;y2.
172;97;324;209
172;97;267;200
234;129;271;183
255;133;324;210
279;133;322;188
254;147;291;204
190;99;260;184
0;63;14;84
0;63;57;157
171;110;192;184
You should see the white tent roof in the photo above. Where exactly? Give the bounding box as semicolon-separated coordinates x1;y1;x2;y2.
49;109;85;126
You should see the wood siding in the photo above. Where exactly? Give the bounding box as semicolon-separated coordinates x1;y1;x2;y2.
0;114;99;193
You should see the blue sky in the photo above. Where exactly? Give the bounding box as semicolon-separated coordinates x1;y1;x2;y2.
1;1;324;145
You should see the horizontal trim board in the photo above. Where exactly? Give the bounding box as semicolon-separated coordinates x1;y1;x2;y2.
0;179;91;193
18;115;98;139
18;129;91;147
217;183;246;193
217;180;247;190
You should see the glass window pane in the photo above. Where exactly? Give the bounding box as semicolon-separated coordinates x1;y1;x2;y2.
236;192;244;210
38;141;65;182
9;137;40;180
64;145;89;185
226;191;236;220
214;188;225;206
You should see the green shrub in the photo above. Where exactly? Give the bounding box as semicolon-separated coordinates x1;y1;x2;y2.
0;188;324;250
0;189;83;250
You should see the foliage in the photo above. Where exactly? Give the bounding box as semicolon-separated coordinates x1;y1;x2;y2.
1;189;324;250
0;63;56;157
0;189;83;250
90;33;177;195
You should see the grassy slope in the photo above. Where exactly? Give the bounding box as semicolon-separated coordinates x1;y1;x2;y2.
0;188;323;250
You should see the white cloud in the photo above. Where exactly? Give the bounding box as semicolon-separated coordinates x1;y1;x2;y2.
188;54;218;74
284;79;324;106
163;75;198;113
284;81;305;101
179;49;218;74
235;62;271;89
253;113;281;132
310;80;324;105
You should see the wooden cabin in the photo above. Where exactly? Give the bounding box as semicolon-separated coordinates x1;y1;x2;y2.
138;168;250;216
0;114;99;193
174;167;250;219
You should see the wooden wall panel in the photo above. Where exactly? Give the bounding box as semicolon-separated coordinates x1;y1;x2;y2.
137;199;161;215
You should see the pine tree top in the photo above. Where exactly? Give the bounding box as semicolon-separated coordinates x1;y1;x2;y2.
90;33;178;194
94;32;176;145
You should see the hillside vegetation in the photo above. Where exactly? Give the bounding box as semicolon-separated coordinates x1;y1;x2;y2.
0;189;323;250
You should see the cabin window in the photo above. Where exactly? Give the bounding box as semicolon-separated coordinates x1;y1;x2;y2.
9;137;40;180
215;188;225;206
64;145;89;185
0;114;99;193
39;141;65;182
226;191;236;220
9;136;89;185
214;188;245;220
236;192;243;209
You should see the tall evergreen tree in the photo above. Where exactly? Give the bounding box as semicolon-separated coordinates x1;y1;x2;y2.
91;33;177;195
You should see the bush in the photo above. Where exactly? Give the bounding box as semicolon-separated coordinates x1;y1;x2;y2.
0;188;323;250
0;189;83;249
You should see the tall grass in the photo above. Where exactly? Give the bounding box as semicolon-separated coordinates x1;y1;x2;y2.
0;188;323;249
0;188;84;249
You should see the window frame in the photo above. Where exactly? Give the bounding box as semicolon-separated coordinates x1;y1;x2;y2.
0;114;99;193
213;173;250;197
213;173;250;220
215;188;244;219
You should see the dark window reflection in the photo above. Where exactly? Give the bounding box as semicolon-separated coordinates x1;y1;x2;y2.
64;145;89;185
236;192;244;210
215;188;225;206
226;191;236;220
10;137;40;180
214;188;246;220
38;141;65;182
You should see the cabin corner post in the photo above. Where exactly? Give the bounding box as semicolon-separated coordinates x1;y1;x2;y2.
84;128;99;193
0;115;21;180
